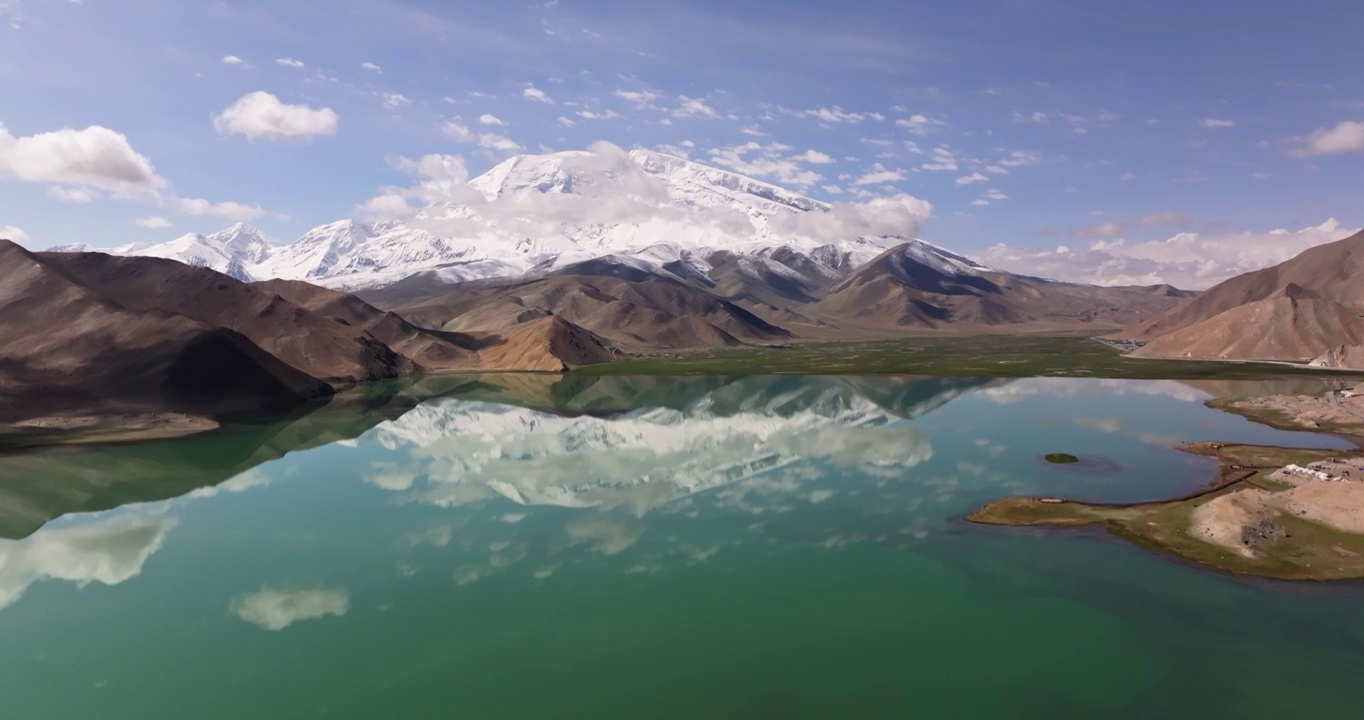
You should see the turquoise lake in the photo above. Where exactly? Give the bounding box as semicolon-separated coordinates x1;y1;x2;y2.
2;374;1363;719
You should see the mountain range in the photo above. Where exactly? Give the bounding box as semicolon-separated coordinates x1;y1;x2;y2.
18;145;1360;435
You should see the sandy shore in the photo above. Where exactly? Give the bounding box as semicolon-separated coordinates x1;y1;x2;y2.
1229;385;1364;432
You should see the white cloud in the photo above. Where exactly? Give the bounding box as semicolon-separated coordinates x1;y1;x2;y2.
955;172;987;186
1200;117;1236;128
213;91;338;140
556;116;575;127
801;106;875;124
852;164;905;186
136;215;171;229
382;92;410;109
1119;171;1137;181
523;86;552;103
0;123;165;194
613;88;663;108
477;133;522;152
176;197;264;222
438;121;522;153
443;120;472;141
356;193;410;219
0;516;176;611
794;149;835;164
920;147;957;171
822;184;842;195
230;587;349;631
895;114;937;135
221;55;243;65
478;113;505;126
47;186;97;203
274;57;305;69
576;109;618;120
708;142;821;186
771;193;932;242
1295;120;1364;156
984;188;1008;200
997;150;1041;168
0;224;29;243
978;218;1358;289
674;96;720;119
361;61;381;72
395;153;469;183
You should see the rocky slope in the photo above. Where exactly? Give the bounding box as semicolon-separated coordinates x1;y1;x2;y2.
0;243;628;433
1116;230;1364;367
0;240;332;424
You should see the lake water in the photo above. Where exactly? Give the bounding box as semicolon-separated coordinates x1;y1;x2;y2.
2;375;1363;719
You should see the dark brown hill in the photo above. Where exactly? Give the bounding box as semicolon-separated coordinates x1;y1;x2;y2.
253;278;487;371
41;251;415;385
0;241;331;424
389;272;792;350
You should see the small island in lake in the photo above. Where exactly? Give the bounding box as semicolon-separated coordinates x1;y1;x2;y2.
1044;453;1079;464
971;401;1364;581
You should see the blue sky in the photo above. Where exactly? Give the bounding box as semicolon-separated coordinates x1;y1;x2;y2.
1;0;1362;286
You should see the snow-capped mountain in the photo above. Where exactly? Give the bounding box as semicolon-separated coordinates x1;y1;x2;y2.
51;223;280;282
48;148;978;290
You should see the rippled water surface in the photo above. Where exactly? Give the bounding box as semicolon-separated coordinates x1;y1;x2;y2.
2;375;1362;719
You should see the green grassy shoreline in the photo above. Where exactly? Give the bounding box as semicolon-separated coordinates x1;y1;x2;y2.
577;336;1364;379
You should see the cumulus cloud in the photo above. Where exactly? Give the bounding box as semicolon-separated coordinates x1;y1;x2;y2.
895;114;938;135
478;113;504;126
800;106;879;124
1200;117;1235;128
176;197;264;222
996;150;1041;168
47;186;97;203
852;164;904;186
274;57;305;69
213;91;338;140
443;121;521;153
523;86;552;103
576;109;619;120
0;224;29;244
1295;120;1364;156
357;153;470;220
230;587;350;631
708;141;821;186
794;149;835;164
356;194;411;219
136;215;171;229
221;55;243;65
955;172;987;186
0;516;176;610
0;122;166;193
771;193;932;240
920;147;957;171
978;218;1358;288
673;96;720;119
382;92;410;109
361;61;381;72
614;88;663;108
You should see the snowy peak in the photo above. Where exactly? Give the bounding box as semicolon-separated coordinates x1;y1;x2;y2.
204;223;279;264
43;147;985;291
